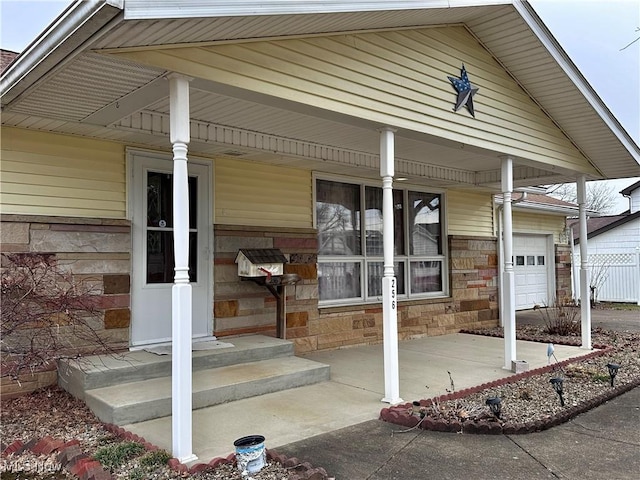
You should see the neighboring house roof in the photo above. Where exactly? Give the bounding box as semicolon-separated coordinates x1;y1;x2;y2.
620;180;640;196
1;1;639;188
0;50;18;74
567;211;640;243
495;192;582;216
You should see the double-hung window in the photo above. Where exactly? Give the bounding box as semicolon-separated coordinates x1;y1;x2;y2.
316;178;447;305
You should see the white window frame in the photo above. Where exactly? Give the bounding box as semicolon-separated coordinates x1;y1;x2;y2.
314;173;449;307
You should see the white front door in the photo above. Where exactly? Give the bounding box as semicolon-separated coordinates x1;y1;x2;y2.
514;234;551;310
130;151;212;346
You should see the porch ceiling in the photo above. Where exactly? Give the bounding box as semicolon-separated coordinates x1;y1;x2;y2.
1;1;638;190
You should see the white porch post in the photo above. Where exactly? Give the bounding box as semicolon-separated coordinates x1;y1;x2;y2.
501;156;516;369
577;175;592;349
168;73;197;463
380;127;402;405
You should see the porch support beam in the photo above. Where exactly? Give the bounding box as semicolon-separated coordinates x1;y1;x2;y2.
577;175;592;349
500;156;517;370
168;73;197;464
113;112;476;186
380;127;402;405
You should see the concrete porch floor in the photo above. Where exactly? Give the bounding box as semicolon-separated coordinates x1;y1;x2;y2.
123;332;591;464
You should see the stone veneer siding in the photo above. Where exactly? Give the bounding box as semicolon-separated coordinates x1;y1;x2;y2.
213;225;319;346
0;214;131;398
213;231;500;354
555;243;573;302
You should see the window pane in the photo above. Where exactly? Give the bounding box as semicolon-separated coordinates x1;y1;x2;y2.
515;256;525;266
365;187;404;255
367;261;405;297
318;262;361;301
147;231;197;283
188;176;198;229
409;192;441;255
537;256;545;266
410;261;442;293
147;173;198;228
316;180;361;255
527;256;535;266
147;172;173;227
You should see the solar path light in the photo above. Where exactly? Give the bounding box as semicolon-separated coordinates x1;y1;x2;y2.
486;397;502;419
550;378;565;407
606;363;620;387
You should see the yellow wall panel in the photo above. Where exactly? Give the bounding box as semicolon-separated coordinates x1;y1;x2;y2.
0;127;126;218
214;158;312;228
447;190;494;237
513;211;567;243
114;26;596;175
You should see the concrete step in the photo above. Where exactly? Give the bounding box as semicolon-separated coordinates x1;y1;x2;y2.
58;336;294;400
84;356;331;425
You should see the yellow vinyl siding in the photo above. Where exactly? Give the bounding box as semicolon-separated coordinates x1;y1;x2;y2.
447;190;494;237
513;211;567;244
113;26;596;175
0;128;126;218
215;158;312;228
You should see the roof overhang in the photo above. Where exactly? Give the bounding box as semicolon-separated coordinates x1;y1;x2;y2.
122;0;509;19
512;1;640;177
0;0;124;105
1;0;639;188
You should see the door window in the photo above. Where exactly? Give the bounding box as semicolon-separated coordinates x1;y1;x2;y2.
146;171;198;284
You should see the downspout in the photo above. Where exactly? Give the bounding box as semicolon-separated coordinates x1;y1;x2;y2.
569;226;578;304
496;192;527;328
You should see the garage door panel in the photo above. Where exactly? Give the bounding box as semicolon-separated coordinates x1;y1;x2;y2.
514;234;550;310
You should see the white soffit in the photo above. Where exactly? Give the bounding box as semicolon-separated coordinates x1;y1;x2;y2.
123;0;507;20
6;53;164;122
3;0;638;183
94;6;503;49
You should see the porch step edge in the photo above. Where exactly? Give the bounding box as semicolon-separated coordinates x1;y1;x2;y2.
58;335;294;399
84;356;330;425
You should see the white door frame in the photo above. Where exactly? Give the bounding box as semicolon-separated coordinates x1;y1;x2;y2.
127;147;213;347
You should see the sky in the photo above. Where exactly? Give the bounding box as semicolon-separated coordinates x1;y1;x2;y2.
1;0;639;213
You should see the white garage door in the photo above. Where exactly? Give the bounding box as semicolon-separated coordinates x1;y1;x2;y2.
514;235;550;310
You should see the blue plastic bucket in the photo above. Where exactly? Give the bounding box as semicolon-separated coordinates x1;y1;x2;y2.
234;435;266;475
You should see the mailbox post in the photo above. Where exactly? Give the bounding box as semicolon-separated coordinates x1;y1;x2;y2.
235;249;301;339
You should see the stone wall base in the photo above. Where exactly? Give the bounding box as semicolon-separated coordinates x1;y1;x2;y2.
1;369;58;400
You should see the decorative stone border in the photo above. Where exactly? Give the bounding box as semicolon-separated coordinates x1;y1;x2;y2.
2;436;112;479
2;425;329;480
380;346;640;434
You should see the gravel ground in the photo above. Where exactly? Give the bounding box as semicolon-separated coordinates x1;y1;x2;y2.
2;323;639;479
421;349;639;425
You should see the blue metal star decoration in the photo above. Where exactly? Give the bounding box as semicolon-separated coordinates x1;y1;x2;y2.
447;64;479;117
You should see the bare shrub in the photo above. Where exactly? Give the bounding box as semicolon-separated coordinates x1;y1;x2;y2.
535;297;581;336
1;253;120;383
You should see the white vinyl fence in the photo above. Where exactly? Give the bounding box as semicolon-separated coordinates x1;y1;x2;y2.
575;252;640;304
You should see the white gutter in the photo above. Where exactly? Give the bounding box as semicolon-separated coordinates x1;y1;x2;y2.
494;196;589;217
514;0;640;164
0;0;124;107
